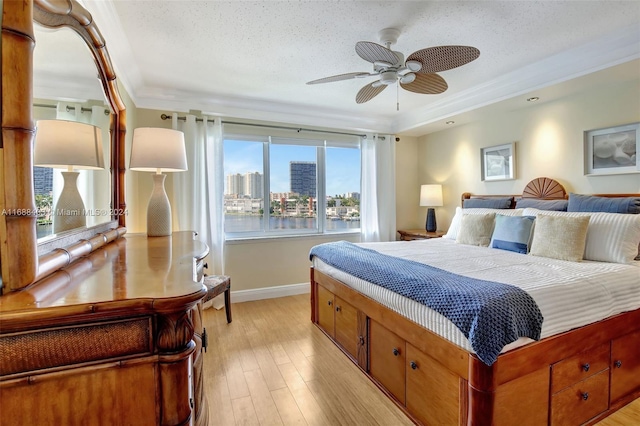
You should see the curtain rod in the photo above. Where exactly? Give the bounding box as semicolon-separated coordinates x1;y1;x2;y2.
33;103;110;115
159;113;371;139
160;113;215;124
221;120;369;139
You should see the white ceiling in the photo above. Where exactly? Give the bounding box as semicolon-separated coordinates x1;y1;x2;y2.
34;1;640;136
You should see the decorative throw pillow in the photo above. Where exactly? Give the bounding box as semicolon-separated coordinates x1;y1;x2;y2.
444;207;523;240
523;208;640;264
529;215;590;262
463;197;513;209
568;193;640;214
456;213;496;247
515;198;568;211
490;215;536;254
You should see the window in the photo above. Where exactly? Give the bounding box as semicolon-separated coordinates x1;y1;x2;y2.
223;130;361;238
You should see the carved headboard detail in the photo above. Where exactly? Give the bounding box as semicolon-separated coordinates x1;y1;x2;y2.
521;177;567;199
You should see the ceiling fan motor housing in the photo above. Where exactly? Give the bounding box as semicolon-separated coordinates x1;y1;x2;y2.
380;71;398;85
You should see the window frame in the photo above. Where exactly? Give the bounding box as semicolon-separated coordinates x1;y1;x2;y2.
223;133;360;240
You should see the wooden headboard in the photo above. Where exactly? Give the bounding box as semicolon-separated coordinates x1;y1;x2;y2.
461;177;567;208
461;177;640;207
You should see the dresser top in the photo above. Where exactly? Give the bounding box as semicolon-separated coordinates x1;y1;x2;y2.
0;232;208;327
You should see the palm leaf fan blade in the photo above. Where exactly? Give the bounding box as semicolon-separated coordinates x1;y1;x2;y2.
407;46;480;74
356;83;387;103
400;73;448;94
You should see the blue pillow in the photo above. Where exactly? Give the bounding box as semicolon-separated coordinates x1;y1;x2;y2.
568;193;640;214
463;197;513;209
490;215;535;254
515;198;568;211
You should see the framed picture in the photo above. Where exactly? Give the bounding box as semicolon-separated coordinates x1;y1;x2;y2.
584;122;639;175
481;142;515;181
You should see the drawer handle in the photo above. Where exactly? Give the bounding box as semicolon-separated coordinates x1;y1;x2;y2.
614;360;622;368
582;392;589;401
358;335;365;346
336;306;341;312
327;300;332;306
582;363;590;372
410;361;418;370
392;348;400;356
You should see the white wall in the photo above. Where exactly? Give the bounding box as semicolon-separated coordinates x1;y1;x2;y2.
415;77;640;231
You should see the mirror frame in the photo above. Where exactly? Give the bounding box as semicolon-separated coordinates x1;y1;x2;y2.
1;0;126;292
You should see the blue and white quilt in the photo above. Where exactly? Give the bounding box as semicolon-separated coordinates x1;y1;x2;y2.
309;241;544;365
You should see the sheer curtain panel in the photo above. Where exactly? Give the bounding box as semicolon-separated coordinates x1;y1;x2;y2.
171;113;225;277
360;134;396;242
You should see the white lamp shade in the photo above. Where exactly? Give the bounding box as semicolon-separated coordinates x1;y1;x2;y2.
420;184;443;207
130;127;188;172
34;120;104;170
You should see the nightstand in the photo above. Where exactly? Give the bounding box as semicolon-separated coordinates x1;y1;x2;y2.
397;229;446;241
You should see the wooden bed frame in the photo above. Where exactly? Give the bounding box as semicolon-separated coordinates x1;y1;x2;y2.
310;178;640;425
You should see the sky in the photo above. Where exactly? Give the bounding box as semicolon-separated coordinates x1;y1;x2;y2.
224;139;360;196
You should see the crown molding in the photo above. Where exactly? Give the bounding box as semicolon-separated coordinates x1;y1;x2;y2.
394;24;640;135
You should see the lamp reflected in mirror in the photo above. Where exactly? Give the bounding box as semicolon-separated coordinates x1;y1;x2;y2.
130;128;188;237
34;120;105;233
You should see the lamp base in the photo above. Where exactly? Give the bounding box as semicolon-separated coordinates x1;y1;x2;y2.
54;171;86;233
425;208;437;232
147;174;172;237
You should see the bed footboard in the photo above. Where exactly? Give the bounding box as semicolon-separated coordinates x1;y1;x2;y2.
310;267;640;425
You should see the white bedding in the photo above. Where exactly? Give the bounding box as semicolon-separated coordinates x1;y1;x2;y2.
313;238;640;353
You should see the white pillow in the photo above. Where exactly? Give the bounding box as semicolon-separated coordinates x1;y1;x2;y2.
523;208;640;265
444;207;523;240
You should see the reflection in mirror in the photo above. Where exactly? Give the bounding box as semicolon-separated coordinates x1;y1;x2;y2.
33;25;112;240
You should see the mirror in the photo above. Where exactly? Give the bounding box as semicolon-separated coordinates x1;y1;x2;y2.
32;24;112;240
0;0;127;292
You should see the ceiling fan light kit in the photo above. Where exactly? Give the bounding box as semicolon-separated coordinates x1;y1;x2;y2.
307;27;480;105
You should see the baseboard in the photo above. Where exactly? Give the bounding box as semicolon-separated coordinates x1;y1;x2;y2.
231;282;310;303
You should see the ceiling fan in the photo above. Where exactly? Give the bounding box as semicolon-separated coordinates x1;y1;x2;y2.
306;28;480;105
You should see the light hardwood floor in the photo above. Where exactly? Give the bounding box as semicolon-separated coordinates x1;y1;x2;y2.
203;294;640;426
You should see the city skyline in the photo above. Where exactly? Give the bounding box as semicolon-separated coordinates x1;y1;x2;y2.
224;140;360;195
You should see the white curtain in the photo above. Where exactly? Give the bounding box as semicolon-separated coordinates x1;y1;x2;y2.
360;134;396;242
171;113;225;276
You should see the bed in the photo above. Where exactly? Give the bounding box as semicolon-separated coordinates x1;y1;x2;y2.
309;178;640;425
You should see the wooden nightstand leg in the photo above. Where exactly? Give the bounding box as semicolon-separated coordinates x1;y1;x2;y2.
224;288;232;323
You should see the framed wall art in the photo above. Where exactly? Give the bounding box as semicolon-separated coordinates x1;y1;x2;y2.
481;142;515;181
584;122;639;175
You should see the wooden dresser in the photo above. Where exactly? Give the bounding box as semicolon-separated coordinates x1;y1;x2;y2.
0;232;209;426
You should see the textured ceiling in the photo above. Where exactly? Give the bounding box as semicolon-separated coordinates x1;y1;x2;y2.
33;1;640;135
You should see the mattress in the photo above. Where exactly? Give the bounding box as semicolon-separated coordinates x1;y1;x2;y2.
312;238;640;353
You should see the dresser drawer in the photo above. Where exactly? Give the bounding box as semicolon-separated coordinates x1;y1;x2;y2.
551;343;609;393
551;369;609;426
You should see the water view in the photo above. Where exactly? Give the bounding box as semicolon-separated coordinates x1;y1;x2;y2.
225;215;360;233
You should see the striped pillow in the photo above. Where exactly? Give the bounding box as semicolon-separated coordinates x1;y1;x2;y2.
523;208;640;264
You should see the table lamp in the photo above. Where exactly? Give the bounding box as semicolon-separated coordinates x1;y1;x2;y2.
130;128;187;237
34;120;104;233
420;184;443;232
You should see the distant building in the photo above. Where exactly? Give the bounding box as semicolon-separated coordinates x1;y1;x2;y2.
226;171;264;198
33;166;52;196
290;161;316;197
244;172;263;199
225;173;244;196
346;192;360;201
